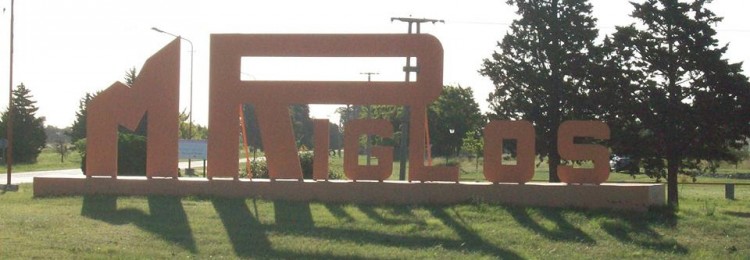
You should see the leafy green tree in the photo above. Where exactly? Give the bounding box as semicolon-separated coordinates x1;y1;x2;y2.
329;122;343;154
290;104;313;149
461;130;484;171
339;105;407;157
0;83;47;163
428;85;483;157
480;0;602;182
335;105;355;128
603;0;750;206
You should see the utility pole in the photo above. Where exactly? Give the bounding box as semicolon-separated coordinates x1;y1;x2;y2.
3;0;17;191
360;72;379;166
390;17;443;181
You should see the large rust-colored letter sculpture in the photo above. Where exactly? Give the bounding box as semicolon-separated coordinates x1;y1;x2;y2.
208;34;457;181
557;121;610;184
86;39;180;178
483;120;535;183
344;119;394;181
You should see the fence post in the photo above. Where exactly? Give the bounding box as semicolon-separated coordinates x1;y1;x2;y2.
725;183;735;200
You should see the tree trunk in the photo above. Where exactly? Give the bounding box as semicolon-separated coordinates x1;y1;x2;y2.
667;156;679;207
549;150;561;182
475;156;480;171
547;0;563;183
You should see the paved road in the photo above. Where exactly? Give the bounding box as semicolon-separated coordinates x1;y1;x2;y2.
0;160;211;185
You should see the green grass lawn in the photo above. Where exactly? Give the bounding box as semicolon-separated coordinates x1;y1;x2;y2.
4;148;748;257
0;183;748;258
0;148;81;173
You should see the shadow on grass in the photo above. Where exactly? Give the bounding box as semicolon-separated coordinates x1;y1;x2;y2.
356;205;425;226
274;200;314;227
81;195;197;253
600;220;688;254
212;199;359;259
211;198;272;257
599;209;687;254
323;204;355;222
507;207;595;244
216;200;521;259
265;211;521;259
723;211;750;218
428;207;524;259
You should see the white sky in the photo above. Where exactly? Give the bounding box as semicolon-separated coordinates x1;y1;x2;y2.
0;0;747;128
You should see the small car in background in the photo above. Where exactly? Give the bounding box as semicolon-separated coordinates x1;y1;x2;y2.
610;155;636;173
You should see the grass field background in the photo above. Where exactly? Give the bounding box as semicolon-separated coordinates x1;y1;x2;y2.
1;149;749;258
1;183;748;258
0;148;82;173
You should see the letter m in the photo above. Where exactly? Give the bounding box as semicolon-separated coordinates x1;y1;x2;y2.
85;39;180;178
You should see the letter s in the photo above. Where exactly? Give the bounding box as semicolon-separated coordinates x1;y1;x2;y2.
557;121;610;184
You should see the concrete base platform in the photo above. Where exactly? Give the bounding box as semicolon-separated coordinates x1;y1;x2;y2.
33;176;665;211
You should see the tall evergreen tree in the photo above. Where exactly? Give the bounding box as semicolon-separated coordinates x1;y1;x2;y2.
604;0;750;206
480;0;602;182
68;92;97;142
0;83;47;163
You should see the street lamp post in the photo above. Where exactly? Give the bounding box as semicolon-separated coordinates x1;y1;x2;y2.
152;27;194;170
448;128;455;164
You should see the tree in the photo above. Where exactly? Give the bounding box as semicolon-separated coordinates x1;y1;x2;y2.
480;0;602;182
329;122;343;155
0;83;47;163
603;0;750;206
461;130;484;171
54;139;69;163
179;110;207;140
290;104;313;149
428;85;483;157
46;125;71;162
124;67;137;87
68;92;97;143
335;105;356;128
340;105;408;157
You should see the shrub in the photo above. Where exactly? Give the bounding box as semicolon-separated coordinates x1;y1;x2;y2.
76;133;147;176
244;152;343;180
